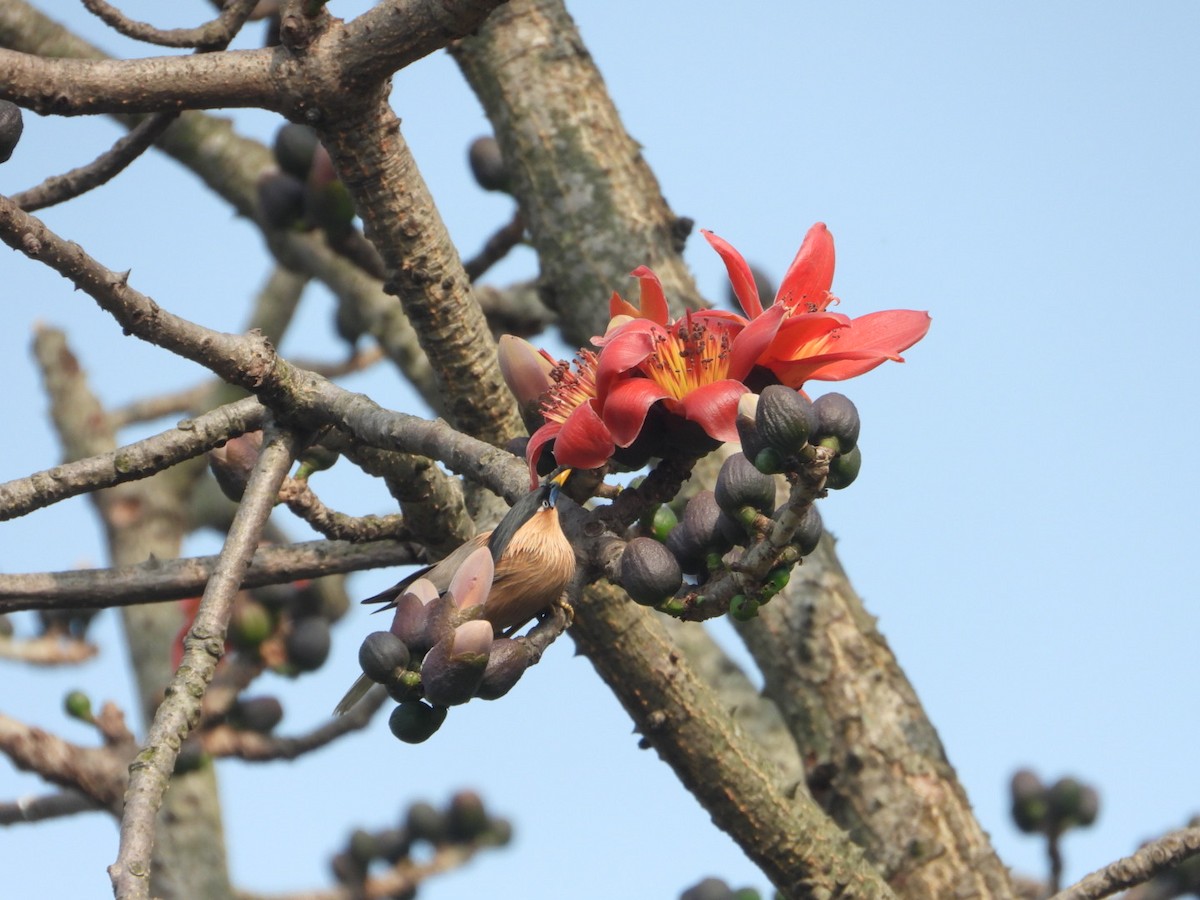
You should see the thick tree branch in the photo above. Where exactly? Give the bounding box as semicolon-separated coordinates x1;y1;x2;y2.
110;426;298;900
0;712;129;811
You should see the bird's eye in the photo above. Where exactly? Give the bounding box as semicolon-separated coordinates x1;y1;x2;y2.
540;498;551;510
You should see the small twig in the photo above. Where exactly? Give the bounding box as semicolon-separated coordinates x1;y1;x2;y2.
278;478;411;542
0;789;105;825
82;0;260;50
463;211;524;281
0;539;423;615
201;689;386;761
110;426;299;900
0;713;128;811
1052;826;1200;900
0;395;267;522
12;113;178;212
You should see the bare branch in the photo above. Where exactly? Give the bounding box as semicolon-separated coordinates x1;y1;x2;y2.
1053;826;1200;900
463;210;524;282
0;712;128;811
110;426;299;900
0;633;97;664
201;688;386;762
278;478;411;542
0;538;421;614
0;394;267;522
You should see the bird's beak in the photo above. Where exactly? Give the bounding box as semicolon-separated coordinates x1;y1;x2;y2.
550;467;572;488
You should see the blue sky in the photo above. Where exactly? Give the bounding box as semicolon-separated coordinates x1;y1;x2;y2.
2;2;1198;897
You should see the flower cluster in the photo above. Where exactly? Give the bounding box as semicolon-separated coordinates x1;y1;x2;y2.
501;223;930;481
353;547;536;743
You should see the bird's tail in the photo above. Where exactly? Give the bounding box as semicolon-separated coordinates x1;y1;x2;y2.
333;672;375;717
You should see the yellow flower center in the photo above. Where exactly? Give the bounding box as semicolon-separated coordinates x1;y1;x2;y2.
641;314;733;399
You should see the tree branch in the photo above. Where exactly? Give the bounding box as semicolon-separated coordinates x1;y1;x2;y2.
0;538;424;615
1052;826;1200;900
0;393;266;522
81;0;258;50
0;789;105;825
110;425;298;900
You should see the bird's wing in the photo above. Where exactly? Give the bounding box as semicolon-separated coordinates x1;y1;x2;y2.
359;533;491;611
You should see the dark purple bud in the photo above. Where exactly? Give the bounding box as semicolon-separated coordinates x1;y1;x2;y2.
0;100;24;164
405;800;447;842
420;621;493;706
388;578;438;650
714;452;776;516
1010;769;1048;834
620;537;684;606
273;122;320;179
468;136;511;193
813;392;860;454
681;490;730;554
792;502;823;556
256;171;306;229
229;696;283;733
756;384;816;457
208;431;264;501
285;616;331;671
475;637;533;700
446;790;490;842
358;631;411;684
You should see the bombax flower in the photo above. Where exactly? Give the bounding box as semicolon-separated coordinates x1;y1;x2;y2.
595;267;786;449
498;335;616;481
703;223;931;387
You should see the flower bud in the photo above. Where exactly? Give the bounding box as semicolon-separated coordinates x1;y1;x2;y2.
388;701;447;744
256;171;306;229
729;594;760;621
681;877;737;900
229;696;283;733
1009;769;1048;834
446;790;490;842
444;547;494;615
714;452;776;516
285;616;331;672
812;392;860;454
756;385;816;457
475;637;533;700
208;431;264;501
347;828;377;866
0;100;24;164
826;445;862;490
792;502;824;557
419;593;460;654
228;597;275;650
64;690;93;723
735;393;767;462
1047;776;1099;831
498;335;556;432
681;490;730;555
273;122;320;179
388;578;439;650
640;502;678;543
358;631;411;685
305;147;356;242
620;537;684;606
420;621;493;706
665;523;707;576
468;136;511;193
405;800;447;843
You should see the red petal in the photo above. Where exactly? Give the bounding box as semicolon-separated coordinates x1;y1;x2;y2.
603;378;670;447
702;229;764;319
525;422;563;488
678;380;749;442
763;311;850;362
554;401;616;468
727;304;786;379
609;290;640;320
777;223;835;310
630;266;670;325
771;310;931;384
594;322;658;397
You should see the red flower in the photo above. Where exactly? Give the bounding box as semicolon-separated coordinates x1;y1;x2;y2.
595;267;785;448
703;223;931;387
499;336;615;485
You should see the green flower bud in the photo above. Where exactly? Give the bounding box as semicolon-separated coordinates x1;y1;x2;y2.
825;445;862;490
64;690;93;723
389;702;447;745
729;594;760;621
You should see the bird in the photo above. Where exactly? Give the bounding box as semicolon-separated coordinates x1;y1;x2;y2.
333;468;576;715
